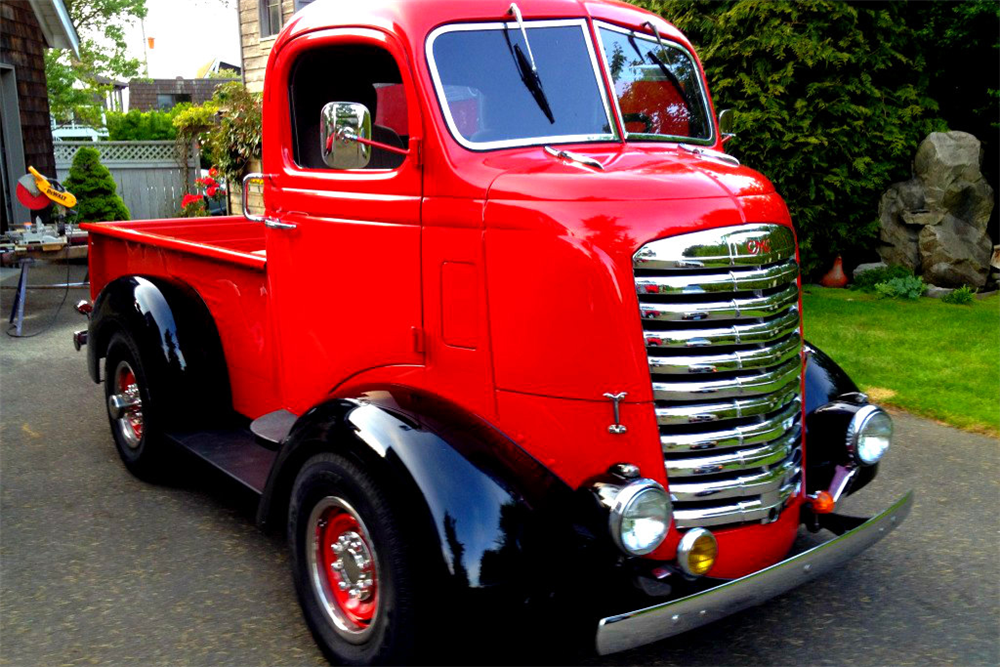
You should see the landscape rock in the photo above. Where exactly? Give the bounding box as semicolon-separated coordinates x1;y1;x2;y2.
878;131;995;287
914;131;983;209
878;181;922;270
924;285;954;299
918;214;993;287
853;261;887;279
901;210;944;227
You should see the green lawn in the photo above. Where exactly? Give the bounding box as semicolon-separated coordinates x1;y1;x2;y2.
801;286;1000;436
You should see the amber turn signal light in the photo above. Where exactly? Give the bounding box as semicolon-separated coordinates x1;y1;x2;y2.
808;491;836;514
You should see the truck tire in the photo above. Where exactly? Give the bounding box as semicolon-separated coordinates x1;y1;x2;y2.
288;453;423;665
104;332;169;479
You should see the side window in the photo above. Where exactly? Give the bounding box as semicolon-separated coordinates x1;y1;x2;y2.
289;44;409;171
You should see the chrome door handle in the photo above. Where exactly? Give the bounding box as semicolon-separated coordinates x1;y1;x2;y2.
264;217;297;230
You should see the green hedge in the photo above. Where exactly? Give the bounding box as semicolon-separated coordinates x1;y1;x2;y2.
106;108;183;141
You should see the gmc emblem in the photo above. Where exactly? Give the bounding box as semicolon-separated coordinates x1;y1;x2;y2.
746;239;771;255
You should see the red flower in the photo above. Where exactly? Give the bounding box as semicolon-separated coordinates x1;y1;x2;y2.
181;193;202;208
207;185;218;198
208;167;218;178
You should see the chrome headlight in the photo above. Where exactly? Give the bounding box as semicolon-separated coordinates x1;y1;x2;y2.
608;479;672;556
847;405;892;466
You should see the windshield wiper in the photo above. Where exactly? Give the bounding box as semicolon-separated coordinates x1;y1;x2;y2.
505;3;555;124
625;22;700;128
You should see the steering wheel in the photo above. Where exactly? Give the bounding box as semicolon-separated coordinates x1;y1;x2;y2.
622;112;654;134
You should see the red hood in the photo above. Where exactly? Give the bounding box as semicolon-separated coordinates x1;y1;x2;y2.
486;144;774;203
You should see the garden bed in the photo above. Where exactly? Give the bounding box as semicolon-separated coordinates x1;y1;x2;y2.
802;286;999;436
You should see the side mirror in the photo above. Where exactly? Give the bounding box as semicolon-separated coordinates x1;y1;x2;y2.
718;108;736;144
321;101;371;169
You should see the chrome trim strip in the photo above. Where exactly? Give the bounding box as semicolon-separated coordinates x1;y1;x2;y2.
661;400;800;452
655;383;799;426
651;356;801;401
672;477;800;529
648;334;801;376
425;19;619;152
643;311;799;349
593;21;717;147
639;283;799;322
669;457;800;502
633;224;796;270
635;260;799;295
595;492;914;655
663;426;800;478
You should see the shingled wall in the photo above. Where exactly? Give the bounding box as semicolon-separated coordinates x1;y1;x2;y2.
0;0;56;177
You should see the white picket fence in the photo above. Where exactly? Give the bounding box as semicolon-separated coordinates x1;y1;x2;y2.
54;141;198;220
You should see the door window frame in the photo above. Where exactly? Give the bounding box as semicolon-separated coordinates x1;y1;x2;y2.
267;28;423;198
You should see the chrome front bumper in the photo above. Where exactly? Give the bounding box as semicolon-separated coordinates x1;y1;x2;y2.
596;491;914;655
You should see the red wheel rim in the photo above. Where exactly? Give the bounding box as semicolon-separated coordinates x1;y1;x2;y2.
117;368;143;440
310;501;379;635
111;360;144;449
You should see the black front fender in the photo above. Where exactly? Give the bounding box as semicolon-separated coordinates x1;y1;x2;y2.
257;387;620;650
804;341;877;495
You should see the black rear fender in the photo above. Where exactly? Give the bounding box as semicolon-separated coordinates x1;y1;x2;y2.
88;276;231;421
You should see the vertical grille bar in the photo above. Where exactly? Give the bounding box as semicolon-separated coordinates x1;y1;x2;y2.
632;224;804;529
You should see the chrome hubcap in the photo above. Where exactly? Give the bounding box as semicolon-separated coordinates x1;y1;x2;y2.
110;360;144;449
306;496;380;643
330;531;375;601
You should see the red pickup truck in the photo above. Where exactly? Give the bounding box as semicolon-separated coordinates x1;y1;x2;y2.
75;0;911;663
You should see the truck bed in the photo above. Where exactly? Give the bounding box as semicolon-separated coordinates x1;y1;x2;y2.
81;216;268;269
82;216;280;419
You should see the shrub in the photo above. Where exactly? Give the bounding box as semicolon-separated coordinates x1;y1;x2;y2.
106;109;179;141
206;82;263;185
630;0;946;277
180;193;208;217
942;285;977;305
874;275;926;300
63;147;130;223
851;265;915;292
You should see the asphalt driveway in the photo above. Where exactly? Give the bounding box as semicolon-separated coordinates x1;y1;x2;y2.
2;262;998;666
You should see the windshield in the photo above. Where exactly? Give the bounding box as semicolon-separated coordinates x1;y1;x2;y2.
427;20;617;149
597;23;713;143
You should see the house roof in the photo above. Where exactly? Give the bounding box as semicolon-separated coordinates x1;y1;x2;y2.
196;58;242;79
27;0;79;56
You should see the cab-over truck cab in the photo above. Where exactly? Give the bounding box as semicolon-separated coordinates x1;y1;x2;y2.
77;0;911;663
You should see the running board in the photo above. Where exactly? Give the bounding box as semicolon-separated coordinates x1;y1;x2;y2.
165;428;277;495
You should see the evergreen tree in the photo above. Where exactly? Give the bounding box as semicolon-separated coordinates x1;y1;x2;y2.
631;0;947;276
63;147;131;223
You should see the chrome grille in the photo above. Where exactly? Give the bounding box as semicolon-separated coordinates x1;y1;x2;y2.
633;224;804;529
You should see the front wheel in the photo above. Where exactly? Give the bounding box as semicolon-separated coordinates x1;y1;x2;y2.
289;453;426;665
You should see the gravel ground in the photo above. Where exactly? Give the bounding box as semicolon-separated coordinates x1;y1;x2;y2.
2;262;998;666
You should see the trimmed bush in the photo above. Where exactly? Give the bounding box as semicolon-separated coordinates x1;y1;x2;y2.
63;147;130;223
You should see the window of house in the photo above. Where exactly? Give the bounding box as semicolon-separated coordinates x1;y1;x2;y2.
260;0;282;38
288;44;409;170
156;93;191;110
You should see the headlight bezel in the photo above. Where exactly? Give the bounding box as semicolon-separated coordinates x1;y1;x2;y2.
607;478;672;556
846;404;892;466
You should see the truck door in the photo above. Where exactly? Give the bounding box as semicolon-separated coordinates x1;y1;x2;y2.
263;30;423;414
